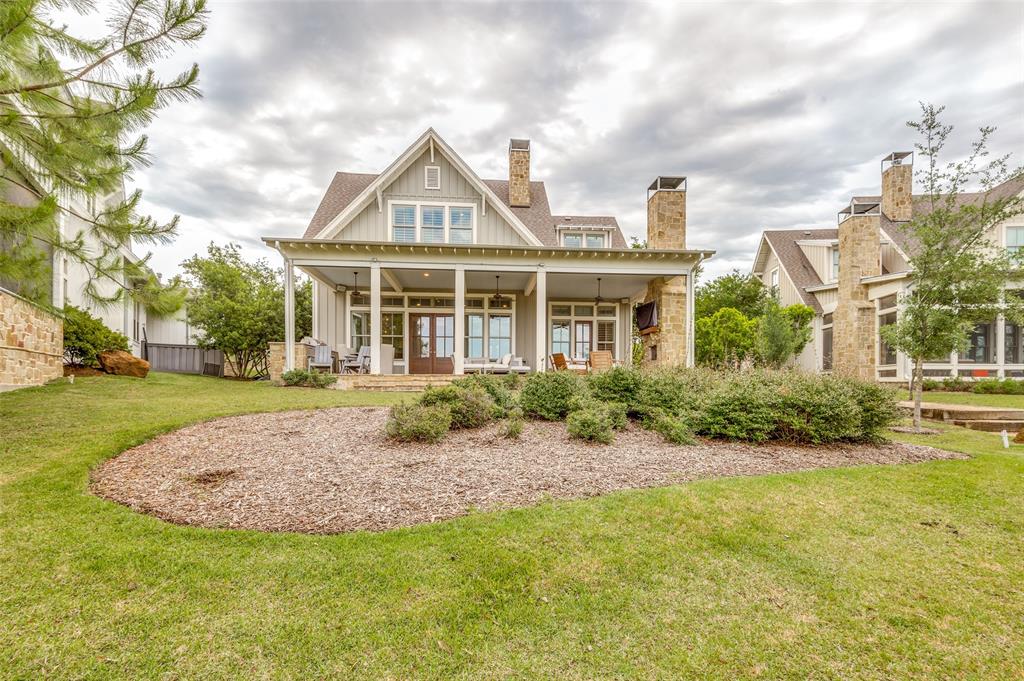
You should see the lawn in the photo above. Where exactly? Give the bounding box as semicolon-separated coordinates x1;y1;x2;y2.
914;389;1024;410
2;373;1023;679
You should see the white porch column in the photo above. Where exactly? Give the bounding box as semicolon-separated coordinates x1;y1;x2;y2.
997;314;1007;378
454;265;465;375
535;267;547;372
370;262;382;374
283;256;295;371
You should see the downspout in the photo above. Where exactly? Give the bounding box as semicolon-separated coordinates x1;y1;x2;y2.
687;255;703;367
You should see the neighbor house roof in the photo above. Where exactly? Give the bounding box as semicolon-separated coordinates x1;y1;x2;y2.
302;173;630;248
759;228;838;313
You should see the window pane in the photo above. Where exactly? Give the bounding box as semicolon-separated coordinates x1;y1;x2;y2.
574;321;592;359
563;234;582;248
1007;323;1022;364
488;314;511;361
597;320;615;356
551;321;571;357
433;298;454;308
1008;227;1024;250
586;234;605;248
597;306;616;317
574;305;594;317
959;321;997;363
832;249;840;280
822;327;833;370
878;294;898;310
551;305;572;316
466;314;484;358
449;227;472;244
878;311;897;365
393;205;415;226
421;206;444;227
464;298;484;309
381;296;405;307
409;297;431;308
489;297;512;310
393;226;415;243
450;207;472;226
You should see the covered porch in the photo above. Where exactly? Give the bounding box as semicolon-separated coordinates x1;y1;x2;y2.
265;239;709;377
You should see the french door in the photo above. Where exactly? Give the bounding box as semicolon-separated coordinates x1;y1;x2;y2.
574;320;593;360
409;313;455;374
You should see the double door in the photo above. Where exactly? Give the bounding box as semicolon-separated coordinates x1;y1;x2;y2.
409;313;455;374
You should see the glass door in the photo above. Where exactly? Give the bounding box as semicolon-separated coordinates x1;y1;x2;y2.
408;314;454;374
574;320;592;360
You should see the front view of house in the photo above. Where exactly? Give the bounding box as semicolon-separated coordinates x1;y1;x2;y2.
264;129;712;377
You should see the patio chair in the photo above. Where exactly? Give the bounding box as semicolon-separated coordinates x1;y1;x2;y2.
342;346;371;374
551;353;588;375
588;350;613;373
307;343;334;373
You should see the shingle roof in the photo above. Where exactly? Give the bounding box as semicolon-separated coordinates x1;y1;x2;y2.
301;171;629;248
762;228;838;313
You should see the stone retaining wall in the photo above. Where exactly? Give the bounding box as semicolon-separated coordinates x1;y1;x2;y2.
1;287;63;390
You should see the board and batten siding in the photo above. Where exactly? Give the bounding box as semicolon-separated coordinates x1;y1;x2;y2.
337;150;528;246
799;243;832;284
762;250;805;309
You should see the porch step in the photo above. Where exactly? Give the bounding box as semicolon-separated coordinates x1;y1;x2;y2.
332;374;459;392
951;419;1024;433
900;401;1024;422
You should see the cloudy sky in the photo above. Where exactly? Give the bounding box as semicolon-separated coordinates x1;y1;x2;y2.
75;0;1024;282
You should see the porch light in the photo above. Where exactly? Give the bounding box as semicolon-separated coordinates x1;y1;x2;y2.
490;275;505;306
594;277;604;305
351;271;360;296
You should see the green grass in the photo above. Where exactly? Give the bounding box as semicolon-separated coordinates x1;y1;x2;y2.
2;373;1023;679
915;390;1024;409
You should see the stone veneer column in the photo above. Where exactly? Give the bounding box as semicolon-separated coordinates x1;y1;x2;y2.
0;288;63;389
508;140;531;208
833;214;881;380
642;184;688;366
881;162;913;222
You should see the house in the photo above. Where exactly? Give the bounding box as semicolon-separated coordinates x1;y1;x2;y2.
263;129;712;378
751;151;1024;382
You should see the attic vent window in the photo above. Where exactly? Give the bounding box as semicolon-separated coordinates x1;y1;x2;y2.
424;165;441;190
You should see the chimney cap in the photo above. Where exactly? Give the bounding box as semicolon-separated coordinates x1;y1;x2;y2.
509;138;530;152
648;176;687;192
881;151;913;168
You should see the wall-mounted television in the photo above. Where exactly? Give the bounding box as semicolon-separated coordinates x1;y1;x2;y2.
635;301;658;333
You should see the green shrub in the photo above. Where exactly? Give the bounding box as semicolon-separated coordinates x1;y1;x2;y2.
604;401;629;430
281;369;338;388
772;375;863;444
849;381;901;439
921;378;942;391
452;374;514;412
696;373;780;442
645;409;696;445
502;372;522;390
503;409;524;439
519;371;585;420
419;385;494;429
566;407;614;444
942;376;971;392
385;403;452;443
972;378;1024;395
587;367;643;410
62;305;129;367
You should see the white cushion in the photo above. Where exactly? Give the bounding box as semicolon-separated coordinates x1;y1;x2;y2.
500;353;513;366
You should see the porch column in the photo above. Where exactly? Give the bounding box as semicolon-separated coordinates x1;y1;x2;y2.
997;314;1006;378
283;255;295;371
535;267;546;372
454;265;465;375
370;262;382;374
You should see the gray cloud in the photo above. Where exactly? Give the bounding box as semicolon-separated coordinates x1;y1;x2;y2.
132;0;1024;280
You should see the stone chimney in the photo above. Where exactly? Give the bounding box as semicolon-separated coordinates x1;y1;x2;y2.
647;176;687;249
881;151;913;222
508;139;531;208
832;211;881;380
641;176;689;367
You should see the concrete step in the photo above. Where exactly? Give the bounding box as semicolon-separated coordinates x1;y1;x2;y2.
951;419;1024;433
901;401;1024;422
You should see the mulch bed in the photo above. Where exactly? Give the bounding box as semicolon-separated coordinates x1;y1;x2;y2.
90;408;965;534
64;366;105;377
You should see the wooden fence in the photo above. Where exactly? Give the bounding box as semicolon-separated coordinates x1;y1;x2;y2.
143;343;224;377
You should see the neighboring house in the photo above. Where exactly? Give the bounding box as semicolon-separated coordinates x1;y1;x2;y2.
752;151;1024;382
264;129;712;376
0;144;187;359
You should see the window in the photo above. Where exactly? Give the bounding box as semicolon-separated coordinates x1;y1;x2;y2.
960;321;997;363
424;165;441;190
597;320;615;353
551;304;572;316
351;311;370;351
878;311;897;365
421;206;444;243
563;234;582;248
586;234;605;249
574;321;592;359
832;249;840;281
561;231;607;248
449;207;473;244
382;312;404;360
488;314;511;360
392;204;415;242
573;305;594;317
1007;226;1024;256
551;320;570;357
821;312;833;371
466;313;484;358
770;268;779;290
1005;290;1024;364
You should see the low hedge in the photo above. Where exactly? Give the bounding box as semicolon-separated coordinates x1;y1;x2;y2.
385;403;452;443
519;371;585;421
567;407;614;444
281;369;338;389
419;385;494;429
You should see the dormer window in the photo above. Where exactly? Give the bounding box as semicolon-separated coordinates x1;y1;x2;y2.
561;231;607;248
832;248;840;281
424;165;441;190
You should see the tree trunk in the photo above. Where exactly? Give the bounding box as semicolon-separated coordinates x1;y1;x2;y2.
913;357;924;432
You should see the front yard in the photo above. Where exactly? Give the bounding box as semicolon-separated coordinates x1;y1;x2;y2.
2;373;1023;678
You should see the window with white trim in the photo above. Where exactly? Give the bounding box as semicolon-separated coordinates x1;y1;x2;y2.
1007;226;1024;257
821;312;833;371
424;165;441;190
421;206;444;243
831;249;840;281
549;302;618;359
450;207;472;244
561;231;607;248
770;267;779;291
392;204;415;243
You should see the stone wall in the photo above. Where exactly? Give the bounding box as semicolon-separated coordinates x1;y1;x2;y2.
508;146;531;208
1;287;63;389
640;275;688;366
833;215;881;380
268;342;313;382
881;162;913;222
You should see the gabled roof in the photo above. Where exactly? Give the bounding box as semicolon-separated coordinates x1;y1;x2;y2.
552;215;628;248
301;129;630;248
753;228;838;313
